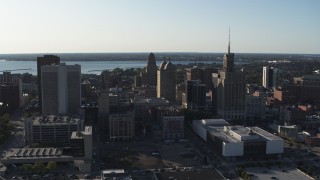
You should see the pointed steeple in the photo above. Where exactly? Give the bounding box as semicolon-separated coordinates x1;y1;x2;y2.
228;27;230;54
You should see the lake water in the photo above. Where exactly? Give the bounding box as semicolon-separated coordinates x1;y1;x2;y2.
0;60;222;75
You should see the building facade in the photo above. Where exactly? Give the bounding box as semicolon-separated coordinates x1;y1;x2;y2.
25;115;84;146
162;116;184;140
213;36;246;122
193;119;284;160
109;112;134;141
37;55;60;114
157;60;176;103
41;63;81;115
245;95;266;122
262;66;280;89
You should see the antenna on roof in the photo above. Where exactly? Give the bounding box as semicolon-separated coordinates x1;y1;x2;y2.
228;27;231;54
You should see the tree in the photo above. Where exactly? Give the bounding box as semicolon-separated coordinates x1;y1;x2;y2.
22;164;34;174
47;161;57;172
33;161;45;174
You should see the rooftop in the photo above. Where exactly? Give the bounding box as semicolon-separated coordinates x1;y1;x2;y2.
210;126;283;143
133;97;170;105
30;115;82;125
3;148;63;159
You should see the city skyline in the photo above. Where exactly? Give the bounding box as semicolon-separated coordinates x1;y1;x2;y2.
0;0;319;54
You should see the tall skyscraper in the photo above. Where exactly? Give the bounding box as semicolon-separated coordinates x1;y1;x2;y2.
37;55;60;114
213;30;246;122
146;53;157;86
263;66;280;89
157;59;176;103
41;63;81;115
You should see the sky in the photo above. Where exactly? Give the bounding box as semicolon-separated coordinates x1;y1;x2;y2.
0;0;319;54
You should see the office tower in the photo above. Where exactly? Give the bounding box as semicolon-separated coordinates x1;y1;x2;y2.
214;30;246;122
98;90;109;131
37;55;60;113
157;59;176;103
186;67;218;91
0;71;22;112
41;63;81;115
263;66;280;89
146;53;157;86
184;80;206;110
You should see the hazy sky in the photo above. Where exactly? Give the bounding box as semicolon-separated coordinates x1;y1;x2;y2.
0;0;319;54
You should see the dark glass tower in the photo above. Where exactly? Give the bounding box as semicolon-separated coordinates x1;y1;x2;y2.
37;55;60;114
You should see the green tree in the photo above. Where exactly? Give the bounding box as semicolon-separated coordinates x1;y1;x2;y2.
22;164;34;174
47;161;57;172
33;161;45;174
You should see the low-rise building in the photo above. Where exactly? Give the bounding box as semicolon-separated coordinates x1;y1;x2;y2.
193;119;284;160
70;126;93;160
278;125;298;139
305;134;320;146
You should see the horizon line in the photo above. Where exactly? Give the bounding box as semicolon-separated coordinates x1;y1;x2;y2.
1;51;320;56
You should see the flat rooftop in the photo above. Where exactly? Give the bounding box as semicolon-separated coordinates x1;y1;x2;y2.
133;97;170;105
209;126;283;143
3;148;63;159
71;126;92;139
30;115;82;125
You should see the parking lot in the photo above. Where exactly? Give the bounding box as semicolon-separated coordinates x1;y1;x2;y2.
100;136;208;170
245;166;312;180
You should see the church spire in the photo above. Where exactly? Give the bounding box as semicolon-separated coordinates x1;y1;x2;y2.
228;27;230;54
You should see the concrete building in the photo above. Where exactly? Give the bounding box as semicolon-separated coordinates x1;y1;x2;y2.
305;134;320;146
145;53;157;87
176;82;185;105
193;119;230;141
25;115;84;146
37;55;60;114
133;97;170;132
263;66;280;89
98;90;109;131
193;119;284;160
109;112;134;141
0;72;22;112
70;126;93;160
81;80;91;101
245;95;266;122
101;169;132;180
213;32;246;122
278;125;298;139
157;59;176;103
41;63;81;115
162;115;184;140
184;80;206;110
274;74;320;103
186;67;218;91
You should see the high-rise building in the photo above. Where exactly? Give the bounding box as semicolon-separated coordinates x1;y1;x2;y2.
37;55;60;113
262;66;280;89
213;30;246;122
146;53;157;86
186;67;218;91
157;59;176;103
41;63;81;115
0;71;22;112
184;80;206;110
